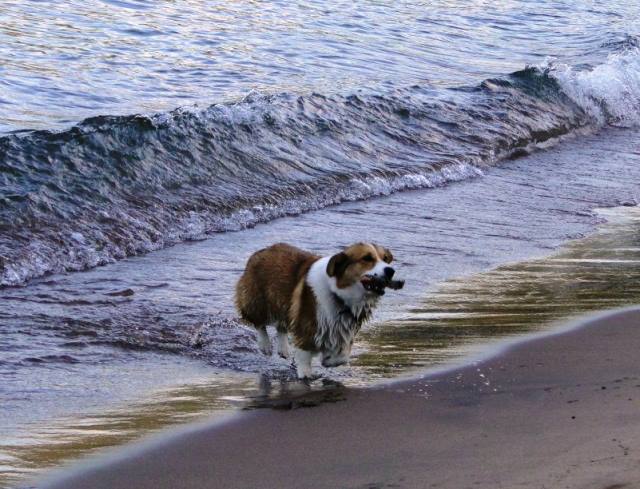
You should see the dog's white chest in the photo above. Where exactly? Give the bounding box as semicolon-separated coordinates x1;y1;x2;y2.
307;258;378;354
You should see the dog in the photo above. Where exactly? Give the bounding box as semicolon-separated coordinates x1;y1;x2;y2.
235;242;402;379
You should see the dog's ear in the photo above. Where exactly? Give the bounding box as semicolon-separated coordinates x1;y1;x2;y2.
327;252;350;278
374;244;393;264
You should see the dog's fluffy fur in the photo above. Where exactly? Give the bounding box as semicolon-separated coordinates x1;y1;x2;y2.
235;242;395;378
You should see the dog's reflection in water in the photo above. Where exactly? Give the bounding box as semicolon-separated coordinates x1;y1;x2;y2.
244;373;347;410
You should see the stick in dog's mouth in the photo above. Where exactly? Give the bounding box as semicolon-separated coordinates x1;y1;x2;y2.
361;275;405;295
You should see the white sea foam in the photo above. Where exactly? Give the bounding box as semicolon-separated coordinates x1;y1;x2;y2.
550;48;640;127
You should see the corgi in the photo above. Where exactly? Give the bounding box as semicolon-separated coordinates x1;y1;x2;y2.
235;242;402;378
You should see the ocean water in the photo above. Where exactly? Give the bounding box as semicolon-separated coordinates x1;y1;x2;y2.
2;1;638;134
2;1;640;486
2;2;640;287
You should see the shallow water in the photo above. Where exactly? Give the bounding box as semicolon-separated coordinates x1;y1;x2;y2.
10;206;640;489
3;128;640;487
358;206;640;372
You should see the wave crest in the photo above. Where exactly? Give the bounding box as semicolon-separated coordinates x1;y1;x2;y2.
2;47;638;286
548;46;640;127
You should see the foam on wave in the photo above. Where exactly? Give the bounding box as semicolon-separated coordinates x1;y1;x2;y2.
3;44;638;287
549;46;640;127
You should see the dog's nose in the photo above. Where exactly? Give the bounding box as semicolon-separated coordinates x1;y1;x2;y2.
384;267;395;279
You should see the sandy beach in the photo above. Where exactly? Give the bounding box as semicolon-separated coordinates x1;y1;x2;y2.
38;306;640;489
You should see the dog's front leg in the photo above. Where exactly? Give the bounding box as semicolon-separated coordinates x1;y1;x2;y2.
294;348;314;379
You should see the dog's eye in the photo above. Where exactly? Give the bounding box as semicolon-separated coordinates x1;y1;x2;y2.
363;254;374;262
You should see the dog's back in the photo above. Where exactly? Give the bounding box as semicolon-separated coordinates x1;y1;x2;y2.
235;243;318;328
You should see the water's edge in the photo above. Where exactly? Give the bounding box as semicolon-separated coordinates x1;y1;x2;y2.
7;200;640;488
35;300;640;489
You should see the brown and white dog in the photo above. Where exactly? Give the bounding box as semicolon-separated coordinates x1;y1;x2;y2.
235;242;398;379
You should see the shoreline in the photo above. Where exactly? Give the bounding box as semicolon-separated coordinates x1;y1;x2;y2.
38;305;640;489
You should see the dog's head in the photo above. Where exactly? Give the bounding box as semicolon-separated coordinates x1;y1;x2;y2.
326;242;396;296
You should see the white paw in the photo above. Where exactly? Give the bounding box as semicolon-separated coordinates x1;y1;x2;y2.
278;346;290;359
294;348;314;379
257;329;272;356
296;366;314;380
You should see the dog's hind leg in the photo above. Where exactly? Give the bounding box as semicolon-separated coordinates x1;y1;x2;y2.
276;323;290;359
256;327;272;356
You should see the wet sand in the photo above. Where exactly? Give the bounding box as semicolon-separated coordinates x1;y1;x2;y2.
40;306;640;489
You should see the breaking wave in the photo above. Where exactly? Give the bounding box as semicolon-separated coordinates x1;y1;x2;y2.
1;40;639;286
